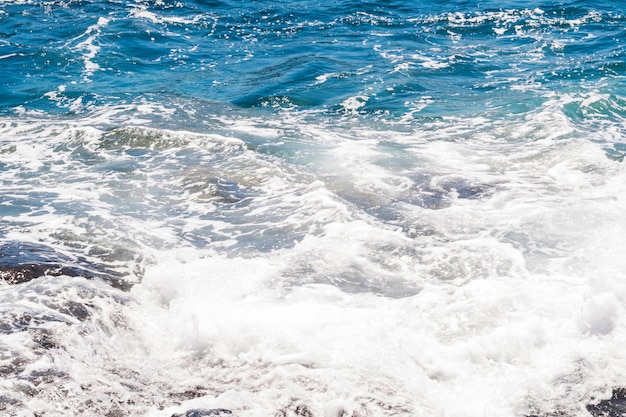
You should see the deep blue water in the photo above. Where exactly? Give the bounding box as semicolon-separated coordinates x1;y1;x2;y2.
3;0;626;120
2;1;626;416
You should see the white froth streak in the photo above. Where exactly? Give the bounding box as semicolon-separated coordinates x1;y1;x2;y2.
65;17;110;81
127;4;218;37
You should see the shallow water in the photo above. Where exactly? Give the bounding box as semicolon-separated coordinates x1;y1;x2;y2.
1;0;626;416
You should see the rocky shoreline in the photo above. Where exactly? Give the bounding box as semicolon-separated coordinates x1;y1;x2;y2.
0;241;132;290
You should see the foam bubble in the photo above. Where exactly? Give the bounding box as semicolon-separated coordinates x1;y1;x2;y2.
2;89;626;415
340;95;369;113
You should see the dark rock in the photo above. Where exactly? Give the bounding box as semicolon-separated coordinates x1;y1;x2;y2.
27;368;67;387
53;300;92;321
181;174;248;204
525;411;569;417
169;386;209;400
0;241;131;290
587;388;626;417
0;311;72;335
105;406;126;417
31;329;58;350
172;409;232;417
294;404;314;417
15;382;38;397
0;357;27;378
527;387;626;417
0;394;20;410
275;402;316;417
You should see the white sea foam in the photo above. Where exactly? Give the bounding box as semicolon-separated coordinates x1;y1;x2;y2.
127;202;626;416
2;93;626;416
313;72;341;85
127;1;218;38
57;17;110;82
340;95;368;113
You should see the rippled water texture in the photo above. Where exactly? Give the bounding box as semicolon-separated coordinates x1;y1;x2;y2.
1;1;626;416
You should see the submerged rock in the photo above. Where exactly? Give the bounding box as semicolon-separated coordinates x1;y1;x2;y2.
527;387;626;417
172;409;232;417
0;241;131;290
587;388;626;417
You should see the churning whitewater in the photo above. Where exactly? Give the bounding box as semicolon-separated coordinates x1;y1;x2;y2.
1;0;626;416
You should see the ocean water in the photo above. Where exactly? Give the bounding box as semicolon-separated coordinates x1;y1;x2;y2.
1;0;626;416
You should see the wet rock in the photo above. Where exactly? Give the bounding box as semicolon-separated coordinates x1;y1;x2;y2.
181;174;248;204
400;174;496;210
0;394;20;411
27;368;68;387
293;404;314;417
0;241;130;290
0;311;76;335
526;387;626;417
587;388;626;417
105;405;126;417
275;401;317;417
31;329;58;350
525;411;569;417
169;386;209;400
14;382;38;397
51;300;92;321
172;409;232;417
0;356;27;378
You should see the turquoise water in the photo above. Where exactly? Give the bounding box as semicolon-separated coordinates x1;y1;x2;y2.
3;1;626;118
2;1;626;416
